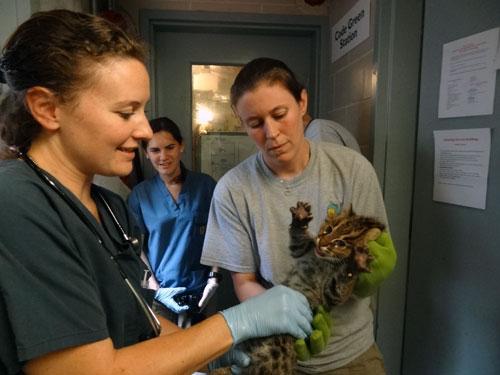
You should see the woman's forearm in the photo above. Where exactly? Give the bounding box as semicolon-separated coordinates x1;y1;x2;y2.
24;314;233;375
115;313;232;374
231;272;266;301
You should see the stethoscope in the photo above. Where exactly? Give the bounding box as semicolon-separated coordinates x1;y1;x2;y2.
19;153;162;338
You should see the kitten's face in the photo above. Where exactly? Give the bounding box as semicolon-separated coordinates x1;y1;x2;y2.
315;207;383;269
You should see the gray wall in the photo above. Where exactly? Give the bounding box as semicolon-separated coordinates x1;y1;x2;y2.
0;0;30;45
328;0;377;159
403;0;500;374
0;0;31;153
0;0;85;101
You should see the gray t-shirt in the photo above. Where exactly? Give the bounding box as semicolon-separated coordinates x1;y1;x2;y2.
201;141;388;371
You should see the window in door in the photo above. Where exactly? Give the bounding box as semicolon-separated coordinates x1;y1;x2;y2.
191;64;257;180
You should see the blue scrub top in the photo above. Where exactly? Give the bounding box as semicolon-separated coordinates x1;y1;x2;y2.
128;170;216;292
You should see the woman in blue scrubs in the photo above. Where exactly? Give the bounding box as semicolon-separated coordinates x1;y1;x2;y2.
128;117;216;326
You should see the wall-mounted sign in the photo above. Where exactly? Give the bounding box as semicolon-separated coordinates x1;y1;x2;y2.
433;128;491;209
438;27;499;118
331;0;370;62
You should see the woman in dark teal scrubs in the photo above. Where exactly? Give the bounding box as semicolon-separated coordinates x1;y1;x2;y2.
0;9;312;375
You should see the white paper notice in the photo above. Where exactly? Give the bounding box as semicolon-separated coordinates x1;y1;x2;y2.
433;128;491;209
438;28;499;118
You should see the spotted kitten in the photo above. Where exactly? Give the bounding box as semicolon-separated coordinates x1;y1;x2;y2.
212;201;385;375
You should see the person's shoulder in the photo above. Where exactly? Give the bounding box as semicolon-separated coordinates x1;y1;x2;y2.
185;170;217;195
126;177;156;208
187;169;216;184
212;154;259;196
221;153;259;183
0;159;43;197
309;118;350;134
315;141;369;167
130;175;157;195
306;118;341;133
306;118;361;152
314;140;348;153
309;118;339;127
0;160;65;225
0;158;26;178
316;140;358;155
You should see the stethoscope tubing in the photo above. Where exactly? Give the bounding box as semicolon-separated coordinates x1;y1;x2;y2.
19;153;162;337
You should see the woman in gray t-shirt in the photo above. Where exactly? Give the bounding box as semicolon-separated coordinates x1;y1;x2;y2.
201;57;397;374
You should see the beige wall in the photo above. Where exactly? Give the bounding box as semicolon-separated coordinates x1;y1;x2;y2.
327;0;375;158
119;0;330;26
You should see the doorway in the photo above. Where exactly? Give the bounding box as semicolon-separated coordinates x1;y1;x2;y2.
140;9;329;310
140;9;329;177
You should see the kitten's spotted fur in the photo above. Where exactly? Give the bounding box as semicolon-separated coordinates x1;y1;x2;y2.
211;201;384;375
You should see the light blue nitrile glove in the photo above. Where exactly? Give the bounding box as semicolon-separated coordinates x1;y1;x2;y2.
354;231;397;298
154;287;189;314
220;285;312;345
208;348;251;374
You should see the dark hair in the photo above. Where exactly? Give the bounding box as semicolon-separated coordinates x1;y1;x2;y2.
141;117;183;149
0;9;147;158
230;57;305;108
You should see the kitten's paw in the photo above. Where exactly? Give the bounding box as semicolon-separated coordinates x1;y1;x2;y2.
290;201;313;226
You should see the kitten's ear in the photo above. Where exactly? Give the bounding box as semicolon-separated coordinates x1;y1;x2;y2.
335;207;350;222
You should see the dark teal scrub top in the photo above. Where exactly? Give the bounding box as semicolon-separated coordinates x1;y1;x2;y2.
0;159;154;375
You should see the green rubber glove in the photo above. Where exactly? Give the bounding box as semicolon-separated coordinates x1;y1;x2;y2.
309;330;326;355
354;231;397;298
312;312;330;344
294;338;311;361
295;305;332;361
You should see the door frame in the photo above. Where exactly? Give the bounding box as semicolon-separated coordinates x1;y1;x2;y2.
371;0;424;374
139;9;330;120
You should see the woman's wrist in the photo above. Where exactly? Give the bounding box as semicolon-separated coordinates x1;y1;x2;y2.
208;271;223;282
